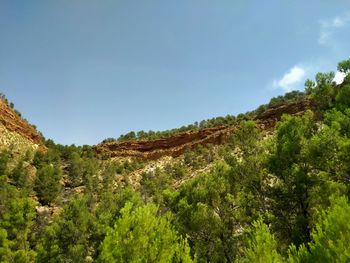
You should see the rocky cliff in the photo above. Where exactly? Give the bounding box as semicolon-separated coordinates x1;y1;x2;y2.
255;98;317;129
95;98;316;160
0;99;45;152
95;126;236;159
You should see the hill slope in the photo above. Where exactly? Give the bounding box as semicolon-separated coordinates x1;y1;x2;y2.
1;59;350;263
0;98;45;155
95;98;315;160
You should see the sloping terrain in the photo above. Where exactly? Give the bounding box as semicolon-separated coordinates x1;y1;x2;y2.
2;59;349;263
0;99;45;153
95;98;316;160
255;98;316;128
95;126;235;159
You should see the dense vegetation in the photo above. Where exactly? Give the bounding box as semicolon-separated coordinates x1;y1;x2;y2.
1;59;350;262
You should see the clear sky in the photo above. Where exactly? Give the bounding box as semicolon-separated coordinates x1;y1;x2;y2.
1;1;350;145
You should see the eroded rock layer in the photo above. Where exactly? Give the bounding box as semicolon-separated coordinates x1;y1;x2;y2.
255;98;317;129
0;99;45;150
95;99;316;159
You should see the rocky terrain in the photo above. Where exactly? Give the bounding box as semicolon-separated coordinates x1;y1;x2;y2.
95;126;235;159
0;95;316;161
95;98;316;160
255;98;317;129
0;99;45;153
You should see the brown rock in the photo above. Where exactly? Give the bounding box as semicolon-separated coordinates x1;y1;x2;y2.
0;99;46;150
95;98;317;160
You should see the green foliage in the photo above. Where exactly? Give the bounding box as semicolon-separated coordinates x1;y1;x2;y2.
141;168;173;204
113;159;144;175
0;151;10;175
183;145;215;169
233;120;260;156
94;187;143;242
324;108;350;137
36;197;95;263
335;84;350;111
270;111;314;173
33;149;60;170
99;202;193;263
66;151;85;187
101;137;116;143
10;161;32;192
337;58;350;74
288;196;350;262
170;156;265;262
0;174;36;262
310;72;336;110
237;217;282;263
34;164;62;205
304;79;316;95
268;111;316;247
4;59;350;262
118;131;137;141
80;157;99;193
268;90;305;107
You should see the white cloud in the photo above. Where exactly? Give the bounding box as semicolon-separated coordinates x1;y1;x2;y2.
334;71;346;84
273;66;306;91
268;12;349;94
318;12;350;47
333;17;345;27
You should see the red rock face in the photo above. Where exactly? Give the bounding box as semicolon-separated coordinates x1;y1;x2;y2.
95;99;317;160
95;126;236;160
254;99;317;129
0;99;45;148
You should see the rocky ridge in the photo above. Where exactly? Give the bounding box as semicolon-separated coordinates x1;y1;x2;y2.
0;99;45;152
0;96;315;160
95;98;316;160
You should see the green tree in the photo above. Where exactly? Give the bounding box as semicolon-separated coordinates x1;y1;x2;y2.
0;151;10;175
172;161;244;262
93;186;143;256
288;196;350;262
312;72;336;110
268;112;316;247
10;161;32;192
66;152;84;187
304;79;316;95
337;58;350;75
233;121;261;157
324;108;350;138
36;197;95;263
335;84;350;111
34;164;62;205
0;175;36;262
99;202;193;263
237;217;282;263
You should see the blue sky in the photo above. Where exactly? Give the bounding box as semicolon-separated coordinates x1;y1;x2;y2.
1;1;350;145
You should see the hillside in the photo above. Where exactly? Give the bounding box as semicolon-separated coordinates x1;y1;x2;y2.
1;59;350;262
0;96;316;162
0;98;45;158
96;98;315;160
